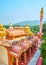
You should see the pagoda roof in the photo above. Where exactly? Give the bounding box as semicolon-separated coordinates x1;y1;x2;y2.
6;28;27;37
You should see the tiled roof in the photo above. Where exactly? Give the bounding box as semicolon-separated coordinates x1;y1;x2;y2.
6;28;26;36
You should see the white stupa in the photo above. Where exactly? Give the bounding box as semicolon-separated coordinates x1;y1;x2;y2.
9;22;13;30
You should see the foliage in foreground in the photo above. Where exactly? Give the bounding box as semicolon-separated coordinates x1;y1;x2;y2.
40;42;46;58
40;41;46;65
43;57;46;65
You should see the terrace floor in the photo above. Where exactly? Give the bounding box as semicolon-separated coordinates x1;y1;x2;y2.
28;49;41;65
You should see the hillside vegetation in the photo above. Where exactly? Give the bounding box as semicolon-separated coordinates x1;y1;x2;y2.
4;23;46;34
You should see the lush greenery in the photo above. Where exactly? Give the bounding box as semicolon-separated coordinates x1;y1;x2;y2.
40;41;46;65
4;25;9;28
4;23;46;33
31;23;46;34
40;42;46;58
43;23;46;32
43;57;46;65
4;24;20;28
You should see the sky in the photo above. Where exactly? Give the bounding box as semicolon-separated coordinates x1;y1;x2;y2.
0;0;46;25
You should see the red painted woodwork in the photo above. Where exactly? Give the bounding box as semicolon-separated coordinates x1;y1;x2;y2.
11;44;24;56
36;57;43;65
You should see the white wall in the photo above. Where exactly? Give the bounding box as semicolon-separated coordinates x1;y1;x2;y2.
0;46;8;65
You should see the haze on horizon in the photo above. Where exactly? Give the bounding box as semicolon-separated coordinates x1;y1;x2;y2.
0;0;46;25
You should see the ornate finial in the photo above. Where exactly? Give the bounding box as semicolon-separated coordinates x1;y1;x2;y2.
40;7;44;21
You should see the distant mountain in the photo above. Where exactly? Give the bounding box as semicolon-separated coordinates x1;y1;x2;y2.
15;20;46;27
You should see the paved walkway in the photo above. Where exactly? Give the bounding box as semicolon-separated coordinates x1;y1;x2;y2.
28;49;41;65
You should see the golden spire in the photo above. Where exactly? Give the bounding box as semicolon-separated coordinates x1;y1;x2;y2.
39;7;44;33
0;23;6;39
40;7;44;21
